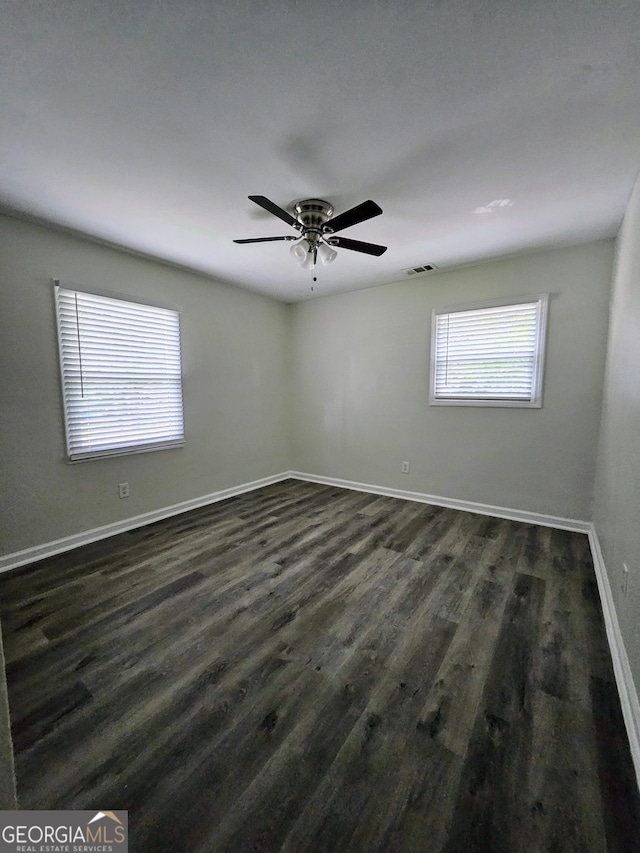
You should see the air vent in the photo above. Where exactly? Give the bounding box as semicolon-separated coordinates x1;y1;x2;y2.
404;263;437;276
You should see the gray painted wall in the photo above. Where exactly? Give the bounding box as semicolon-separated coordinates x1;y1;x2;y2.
0;214;291;556
593;172;640;692
291;242;613;521
0;221;615;560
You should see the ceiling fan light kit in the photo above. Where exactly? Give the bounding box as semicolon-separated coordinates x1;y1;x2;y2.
234;195;387;284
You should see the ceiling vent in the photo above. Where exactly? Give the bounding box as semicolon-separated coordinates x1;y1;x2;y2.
404;263;437;276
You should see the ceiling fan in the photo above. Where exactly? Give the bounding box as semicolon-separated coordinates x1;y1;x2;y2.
234;196;387;279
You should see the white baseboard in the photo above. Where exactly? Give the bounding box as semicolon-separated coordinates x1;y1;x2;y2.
1;470;591;574
0;472;291;574
288;471;591;532
588;527;640;791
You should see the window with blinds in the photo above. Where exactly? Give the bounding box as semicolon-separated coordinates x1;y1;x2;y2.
430;295;548;407
54;282;185;461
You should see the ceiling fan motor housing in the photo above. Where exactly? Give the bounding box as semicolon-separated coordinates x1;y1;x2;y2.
293;199;335;248
293;199;333;228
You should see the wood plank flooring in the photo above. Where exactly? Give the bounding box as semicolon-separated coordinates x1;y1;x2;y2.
1;479;639;851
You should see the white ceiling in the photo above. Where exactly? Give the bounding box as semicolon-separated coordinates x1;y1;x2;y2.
1;0;639;302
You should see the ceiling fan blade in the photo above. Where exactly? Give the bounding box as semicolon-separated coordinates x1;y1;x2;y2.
329;236;387;256
248;195;299;228
323;199;383;234
233;236;296;243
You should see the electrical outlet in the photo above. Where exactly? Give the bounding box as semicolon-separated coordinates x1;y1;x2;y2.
622;563;629;597
118;482;130;499
401;461;410;474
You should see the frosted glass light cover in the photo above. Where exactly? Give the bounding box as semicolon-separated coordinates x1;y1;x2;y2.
318;242;338;265
289;239;308;263
301;251;315;270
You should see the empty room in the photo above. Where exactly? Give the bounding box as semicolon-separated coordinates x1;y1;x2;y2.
1;1;640;850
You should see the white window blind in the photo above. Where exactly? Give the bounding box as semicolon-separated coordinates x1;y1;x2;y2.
430;295;548;407
55;283;185;461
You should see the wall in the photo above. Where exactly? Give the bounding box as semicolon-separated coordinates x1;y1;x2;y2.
0;214;291;559
291;241;613;521
593;172;640;692
0;224;614;559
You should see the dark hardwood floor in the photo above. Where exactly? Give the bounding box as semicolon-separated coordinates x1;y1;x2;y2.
1;479;639;851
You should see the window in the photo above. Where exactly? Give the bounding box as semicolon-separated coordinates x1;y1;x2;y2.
54;282;185;461
430;294;548;407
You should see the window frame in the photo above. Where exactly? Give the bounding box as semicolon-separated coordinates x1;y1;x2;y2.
429;293;549;408
54;279;185;463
